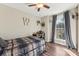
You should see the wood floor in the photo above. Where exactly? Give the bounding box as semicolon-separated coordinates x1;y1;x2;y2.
43;43;79;56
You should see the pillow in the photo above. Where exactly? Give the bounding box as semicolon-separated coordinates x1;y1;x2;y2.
0;37;8;48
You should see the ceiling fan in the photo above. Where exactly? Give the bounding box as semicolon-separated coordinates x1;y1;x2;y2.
28;3;50;12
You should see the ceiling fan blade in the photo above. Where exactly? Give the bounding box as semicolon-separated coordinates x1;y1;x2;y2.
43;5;50;9
37;8;40;12
28;4;36;7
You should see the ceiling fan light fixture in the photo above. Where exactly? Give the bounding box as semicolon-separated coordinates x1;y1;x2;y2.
28;3;50;12
36;3;43;8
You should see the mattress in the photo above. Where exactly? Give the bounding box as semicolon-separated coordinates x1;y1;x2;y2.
1;36;45;56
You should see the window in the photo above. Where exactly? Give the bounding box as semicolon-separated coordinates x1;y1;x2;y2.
55;14;65;40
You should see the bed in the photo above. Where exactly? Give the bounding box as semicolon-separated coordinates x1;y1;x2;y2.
1;36;45;56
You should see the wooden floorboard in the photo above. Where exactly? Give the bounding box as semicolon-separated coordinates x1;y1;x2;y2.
43;43;79;56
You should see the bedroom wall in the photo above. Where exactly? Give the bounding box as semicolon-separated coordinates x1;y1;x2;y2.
41;8;77;47
0;4;41;40
78;5;79;52
41;16;53;42
41;16;48;42
69;8;77;48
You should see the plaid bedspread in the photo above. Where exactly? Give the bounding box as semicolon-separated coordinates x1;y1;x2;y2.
1;36;45;56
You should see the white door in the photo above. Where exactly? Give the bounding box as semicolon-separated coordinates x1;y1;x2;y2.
55;13;66;46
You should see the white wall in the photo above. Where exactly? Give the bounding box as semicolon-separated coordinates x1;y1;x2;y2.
41;16;52;42
69;8;77;48
0;4;41;40
41;17;48;42
78;5;79;52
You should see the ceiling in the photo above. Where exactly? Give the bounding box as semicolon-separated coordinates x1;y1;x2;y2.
1;3;78;17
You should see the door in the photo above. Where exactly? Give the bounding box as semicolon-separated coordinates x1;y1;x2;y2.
55;13;66;46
